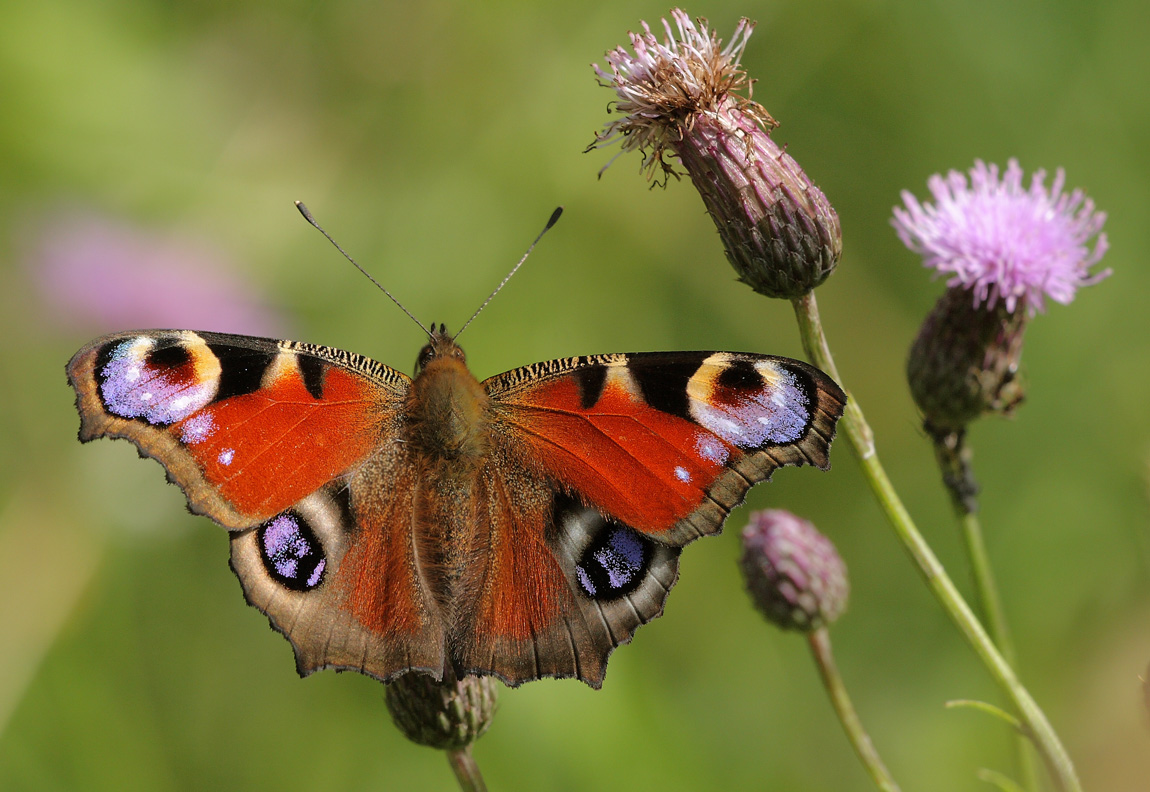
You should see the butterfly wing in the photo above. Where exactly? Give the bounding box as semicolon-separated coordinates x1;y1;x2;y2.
67;330;446;680
458;351;845;687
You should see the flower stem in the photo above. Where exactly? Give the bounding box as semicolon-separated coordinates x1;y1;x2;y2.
925;427;1014;663
929;428;1039;792
446;746;487;792
790;291;1080;792
808;628;902;791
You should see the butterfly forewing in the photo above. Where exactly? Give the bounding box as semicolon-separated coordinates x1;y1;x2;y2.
485;351;846;546
67;330;410;527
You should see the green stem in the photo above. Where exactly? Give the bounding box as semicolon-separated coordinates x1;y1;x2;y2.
927;428;1015;664
930;428;1038;791
790;291;1080;792
808;628;902;792
446;746;487;792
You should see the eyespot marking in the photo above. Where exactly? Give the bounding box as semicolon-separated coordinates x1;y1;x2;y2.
96;335;219;425
575;524;651;600
689;358;811;448
258;512;326;591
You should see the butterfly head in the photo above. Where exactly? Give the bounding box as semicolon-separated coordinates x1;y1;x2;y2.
415;323;467;377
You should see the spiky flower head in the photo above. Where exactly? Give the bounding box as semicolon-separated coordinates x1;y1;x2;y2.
893;159;1109;314
740;510;849;632
898;160;1109;431
592;10;841;299
384;672;498;750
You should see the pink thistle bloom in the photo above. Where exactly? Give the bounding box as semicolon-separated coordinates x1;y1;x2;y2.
28;210;287;337
893;160;1110;314
592;10;840;298
592;9;768;178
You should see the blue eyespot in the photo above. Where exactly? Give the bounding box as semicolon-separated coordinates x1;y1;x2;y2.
258;512;326;591
576;525;650;600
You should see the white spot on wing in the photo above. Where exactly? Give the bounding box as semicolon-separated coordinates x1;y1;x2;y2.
218;448;235;466
695;434;729;465
180;413;215;444
674;466;691;483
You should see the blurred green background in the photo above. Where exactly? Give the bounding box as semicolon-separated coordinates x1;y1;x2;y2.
1;0;1147;789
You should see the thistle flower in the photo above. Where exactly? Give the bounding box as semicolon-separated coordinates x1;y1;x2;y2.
592;10;840;299
897;161;1109;432
28;210;287;336
740;509;848;632
893;159;1109;315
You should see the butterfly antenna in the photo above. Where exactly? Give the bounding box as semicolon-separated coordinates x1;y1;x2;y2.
455;207;563;340
295;201;432;338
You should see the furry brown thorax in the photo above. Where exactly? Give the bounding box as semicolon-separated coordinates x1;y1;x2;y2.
408;326;490;467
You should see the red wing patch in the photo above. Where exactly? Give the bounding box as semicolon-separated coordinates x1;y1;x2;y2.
496;373;736;535
171;364;384;520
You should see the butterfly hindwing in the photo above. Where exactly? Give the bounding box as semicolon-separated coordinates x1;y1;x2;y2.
230;468;447;682
449;458;681;688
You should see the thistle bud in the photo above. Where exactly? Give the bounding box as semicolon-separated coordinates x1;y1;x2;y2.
384;672;498;750
906;287;1028;433
593;10;840;298
740;509;848;632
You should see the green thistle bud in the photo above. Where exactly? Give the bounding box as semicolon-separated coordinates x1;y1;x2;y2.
740;509;849;632
593;10;840;298
384;672;499;750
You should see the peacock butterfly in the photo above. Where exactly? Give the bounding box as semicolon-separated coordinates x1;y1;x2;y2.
66;221;846;688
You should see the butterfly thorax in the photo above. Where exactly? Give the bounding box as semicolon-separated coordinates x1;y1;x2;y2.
406;334;490;471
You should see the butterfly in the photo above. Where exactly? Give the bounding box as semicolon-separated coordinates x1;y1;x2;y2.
67;302;844;690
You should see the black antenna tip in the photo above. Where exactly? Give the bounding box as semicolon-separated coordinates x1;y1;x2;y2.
545;206;563;230
295;201;316;224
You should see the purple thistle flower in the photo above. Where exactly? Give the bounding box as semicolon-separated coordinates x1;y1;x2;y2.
592;10;840;299
28;210;288;337
893;159;1109;314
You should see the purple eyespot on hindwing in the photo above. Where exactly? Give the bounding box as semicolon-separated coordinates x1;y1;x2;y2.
576;524;651;600
258;512;326;591
97;337;218;425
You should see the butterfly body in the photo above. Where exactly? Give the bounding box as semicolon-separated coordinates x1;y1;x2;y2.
68;326;845;687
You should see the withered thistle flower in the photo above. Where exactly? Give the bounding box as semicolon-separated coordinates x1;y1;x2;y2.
592;9;840;299
740;509;849;632
896;160;1109;432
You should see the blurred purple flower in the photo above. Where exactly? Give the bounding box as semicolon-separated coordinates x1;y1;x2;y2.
29;211;288;336
892;160;1109;314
